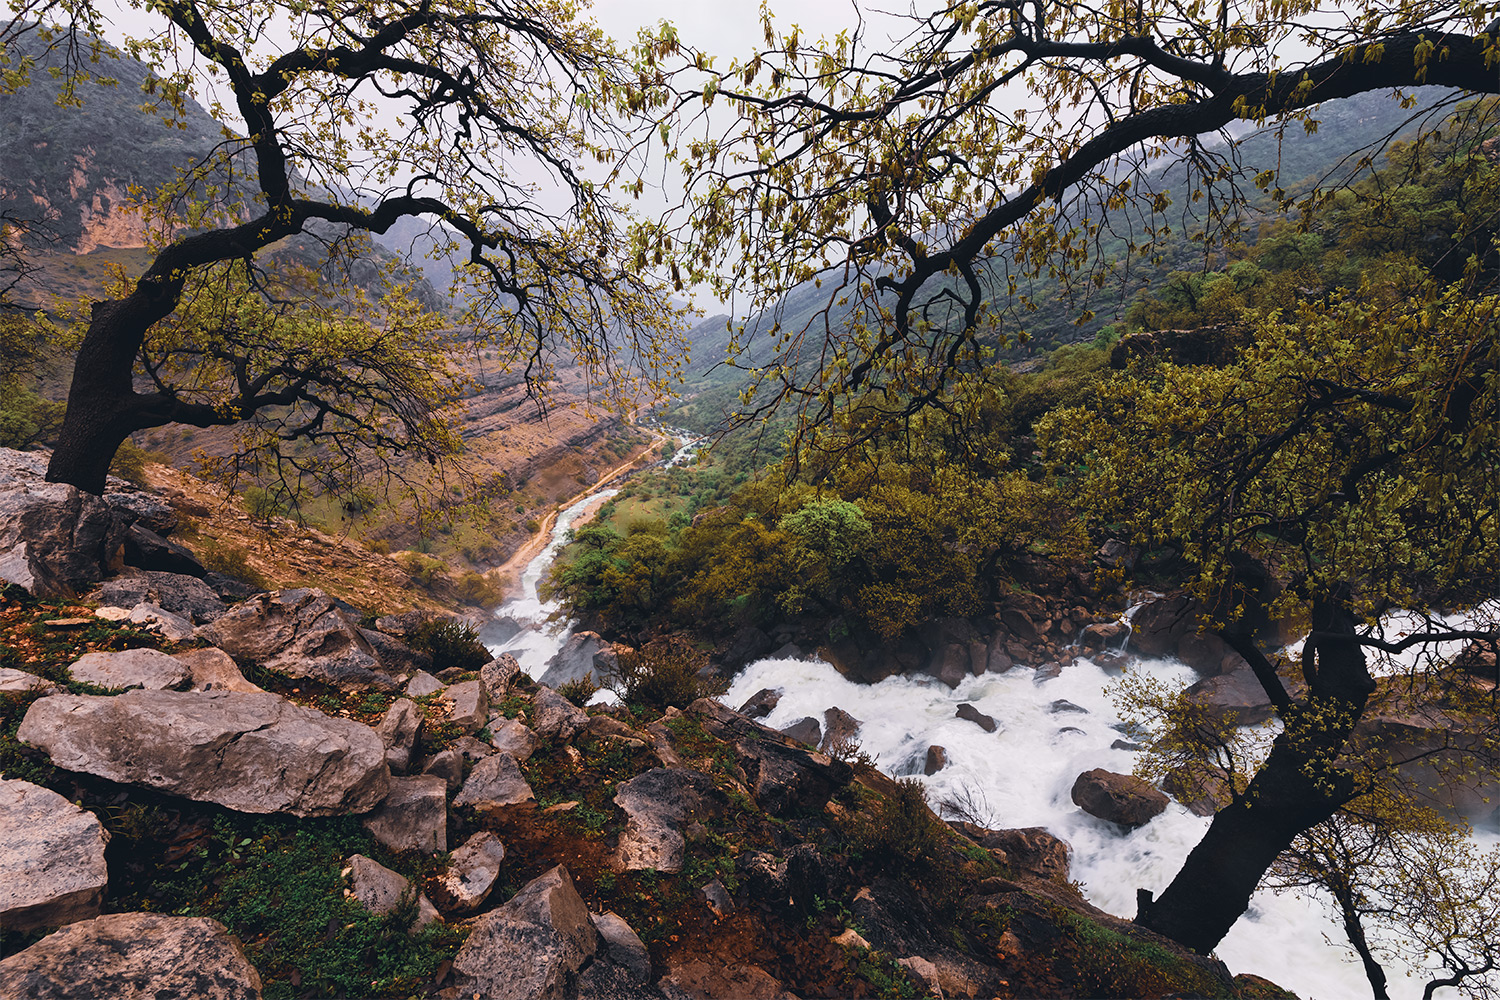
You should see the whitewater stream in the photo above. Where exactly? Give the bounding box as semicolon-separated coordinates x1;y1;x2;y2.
485;435;1491;1000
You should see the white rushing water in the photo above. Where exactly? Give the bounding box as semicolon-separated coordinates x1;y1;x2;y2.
487;445;1494;999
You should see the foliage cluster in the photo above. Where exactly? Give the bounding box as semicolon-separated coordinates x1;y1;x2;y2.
405;618;490;675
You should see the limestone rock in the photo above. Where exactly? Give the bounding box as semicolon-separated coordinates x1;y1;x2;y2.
487;718;538;762
200;588;399;692
454;753;535;814
658;960;797;1000
0;480;127;598
955;703;997;733
17;690;388;816
451;866;597;1000
362;775;447;854
342;854;439;931
0;913;262;999
358;628;431;676
737;687;781;720
480;653;522;699
421;749;464;793
0;779;110;932
0;667;59;694
820;706;861;753
68;648;189;691
375;698;423;773
122;524;204;577
127;603;194;641
443;679;488;733
172;647;262;693
405;670;444;697
100;569;225;624
538;630;608;690
99;489;178;536
781;716;821;746
432;831;506;914
593;911;651;982
532;685;588;740
614;767;726;873
1071;768;1169;828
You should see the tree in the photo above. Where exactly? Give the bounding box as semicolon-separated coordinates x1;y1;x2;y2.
0;1;688;495
659;0;1500;958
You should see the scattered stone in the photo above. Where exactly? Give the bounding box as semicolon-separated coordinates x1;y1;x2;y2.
0;480;127;598
421;749;464;793
0;779;110;932
42;617;92;627
480;654;521;699
18;691;388;816
171;647;262;693
443;679;488;733
1049;699;1088;715
454;753;535;814
432;832;506;914
614;767;726;873
985;643;1015;674
897;956;944;997
342;855;439;931
955;703;997;733
451;866;597;1000
1033;661;1065;682
363;775;447;854
375;698;423;774
405;670;444;698
0;913;263;999
93;606;131;621
1111;739;1145;752
587;714;642;741
122;524;205;577
832;928;872;951
68;648;189;691
200;588;399;692
127;603;195;641
531;685;588;740
699;879;733;919
923;745;949;775
0;668;59;695
1071;768;1169;828
1057;726;1086;736
820;706;861;752
451;736;494;761
435;666;469;683
737;687;781;719
781;716;821;746
659;960;797;1000
487;718;538;762
593;911;651;981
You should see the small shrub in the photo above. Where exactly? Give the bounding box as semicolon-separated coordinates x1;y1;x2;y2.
198;540;273;591
557;671;598;706
855;778;948;867
395;550;447;587
365;537;392;555
108;438;167;486
614;636;725;712
407;618;490;674
242;485;286;523
455;570;504;609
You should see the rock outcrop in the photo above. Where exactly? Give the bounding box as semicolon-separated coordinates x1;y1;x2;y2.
362;775;447;853
0;913;263;999
18;690;389;816
451;866;598;1000
200;588;400;691
614;767;726;873
454;753;536;814
67;648;190;691
0;779;110;932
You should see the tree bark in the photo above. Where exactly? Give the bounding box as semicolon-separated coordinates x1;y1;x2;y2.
1135;595;1375;952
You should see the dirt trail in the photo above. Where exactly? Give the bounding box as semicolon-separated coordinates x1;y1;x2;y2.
488;429;670;596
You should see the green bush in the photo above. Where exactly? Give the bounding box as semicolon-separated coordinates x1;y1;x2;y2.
198;539;273;591
557;671;598;706
406;618;490;673
855;778;948;867
614;636;724;711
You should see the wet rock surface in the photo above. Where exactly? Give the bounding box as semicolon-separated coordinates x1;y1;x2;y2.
1071;768;1169;828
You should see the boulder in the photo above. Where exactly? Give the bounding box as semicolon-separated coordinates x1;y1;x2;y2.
362;775;447;854
375;698;423;773
99;490;179;536
820;706;861;753
985;641;1015;674
0;667;59;694
18;690;388;816
487;718;539;762
171;647;262;693
342;854;439;931
0;480;127;598
1071;768;1169;828
451;866;597;1000
405;670;444;697
781;716;821;746
0;913;262;999
532;685;588;740
538;630;608;690
443;679;488;733
1128;594;1197;657
68;648;189;691
955;703;998;733
737;687;781;720
1184;667;1275;727
1163;766;1237;817
358;629;431;676
0;779;110;932
614;767;726;872
121;524;205;577
199;589;399;692
1049;699;1088;715
592;911;651;982
422;749;465;793
432;831;506;914
923;745;948;775
1080;621;1130;651
100;569;226;624
127;603;195;641
481;654;522;699
454;753;535;814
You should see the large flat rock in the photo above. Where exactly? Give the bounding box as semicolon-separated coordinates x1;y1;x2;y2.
0;912;263;999
0;481;127;598
18;690;389;816
0;779;110;932
68;648;189;691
